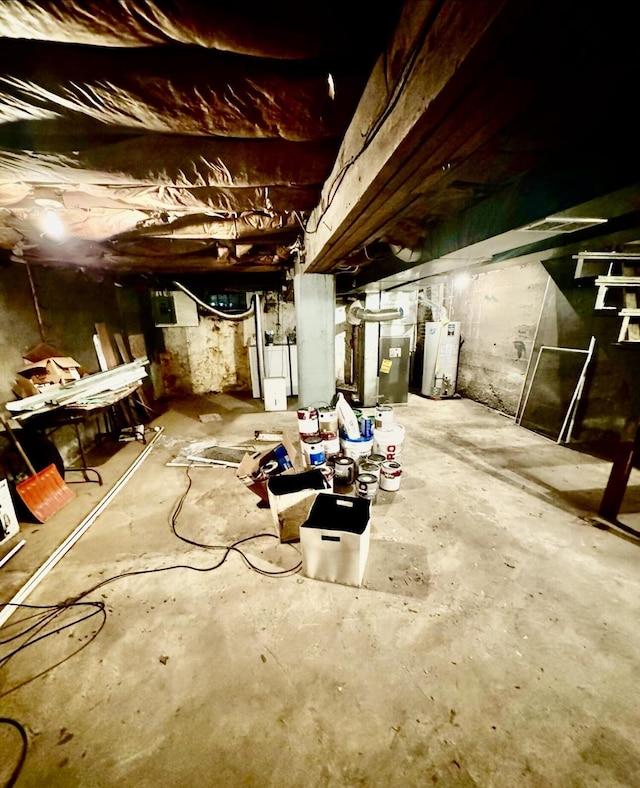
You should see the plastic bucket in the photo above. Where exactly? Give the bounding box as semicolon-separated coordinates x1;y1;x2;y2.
340;434;373;466
373;424;405;461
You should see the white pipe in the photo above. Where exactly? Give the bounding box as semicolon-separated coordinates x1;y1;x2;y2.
419;296;448;322
0;539;25;570
254;293;266;399
172;280;255;320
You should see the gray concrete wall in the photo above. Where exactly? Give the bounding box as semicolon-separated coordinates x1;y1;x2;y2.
0;263;41;405
451;262;549;415
160;316;251;396
0;262;150;463
0;262;128;404
421;256;633;456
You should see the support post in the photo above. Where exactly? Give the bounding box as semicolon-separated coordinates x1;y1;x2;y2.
598;415;640;521
293;274;335;408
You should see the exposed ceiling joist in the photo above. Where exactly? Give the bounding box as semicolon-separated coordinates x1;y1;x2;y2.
0;1;639;292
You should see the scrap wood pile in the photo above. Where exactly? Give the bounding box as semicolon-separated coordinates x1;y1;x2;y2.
6;359;148;417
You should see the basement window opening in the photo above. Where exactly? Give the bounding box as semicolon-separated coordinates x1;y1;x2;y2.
521;216;608;233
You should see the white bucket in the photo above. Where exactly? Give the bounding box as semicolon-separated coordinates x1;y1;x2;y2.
373;423;405;461
340;435;373;466
379;460;402;491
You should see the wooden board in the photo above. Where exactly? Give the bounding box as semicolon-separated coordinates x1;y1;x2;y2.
94;323;119;369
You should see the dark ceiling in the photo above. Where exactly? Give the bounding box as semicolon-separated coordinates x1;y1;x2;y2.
1;1;640;294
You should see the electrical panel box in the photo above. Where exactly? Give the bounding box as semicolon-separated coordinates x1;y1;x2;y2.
151;290;199;327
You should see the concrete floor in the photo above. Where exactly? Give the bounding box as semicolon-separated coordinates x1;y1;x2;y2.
1;392;639;787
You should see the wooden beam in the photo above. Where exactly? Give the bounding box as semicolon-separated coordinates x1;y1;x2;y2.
304;0;530;272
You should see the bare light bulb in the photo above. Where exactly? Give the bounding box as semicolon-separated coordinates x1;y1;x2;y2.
43;209;66;241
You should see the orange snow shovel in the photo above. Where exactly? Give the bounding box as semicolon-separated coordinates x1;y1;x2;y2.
1;415;75;523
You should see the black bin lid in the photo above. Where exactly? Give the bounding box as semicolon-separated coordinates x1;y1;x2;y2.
302;493;370;534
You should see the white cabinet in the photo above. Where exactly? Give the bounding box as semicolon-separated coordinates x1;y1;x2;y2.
249;343;298;397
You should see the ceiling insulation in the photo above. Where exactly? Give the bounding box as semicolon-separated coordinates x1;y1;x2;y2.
1;1;640;292
0;0;403;282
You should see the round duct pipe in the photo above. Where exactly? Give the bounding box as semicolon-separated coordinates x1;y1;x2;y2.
347;300;404;325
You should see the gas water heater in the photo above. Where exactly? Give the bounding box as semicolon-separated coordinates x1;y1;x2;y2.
421;321;461;398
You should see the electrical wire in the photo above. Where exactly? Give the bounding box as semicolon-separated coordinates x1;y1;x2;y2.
0;463;301;781
0;603;107;700
169;465;302;578
1;466;301;667
0;717;28;788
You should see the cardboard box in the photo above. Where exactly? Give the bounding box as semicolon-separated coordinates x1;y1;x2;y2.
267;468;332;543
17;356;82;390
235;433;297;504
300;493;371;587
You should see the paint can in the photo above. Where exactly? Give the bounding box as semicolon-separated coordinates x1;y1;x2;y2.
340;434;373;466
301;436;325;468
367;453;386;469
322;434;341;460
375;405;394;430
360;460;381;481
320;464;335;491
317;406;339;437
379;460;402;491
297;407;319;438
356;472;378;503
373;423;405;461
332;456;356;486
